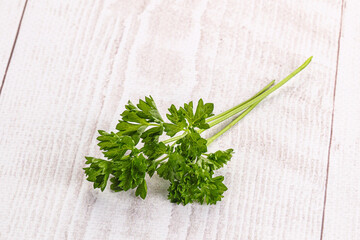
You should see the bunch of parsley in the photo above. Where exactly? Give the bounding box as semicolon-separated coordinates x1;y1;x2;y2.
84;57;312;205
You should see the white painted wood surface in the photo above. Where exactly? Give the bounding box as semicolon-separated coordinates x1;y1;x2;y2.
0;0;358;239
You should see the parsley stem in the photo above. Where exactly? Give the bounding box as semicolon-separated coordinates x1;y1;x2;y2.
206;56;312;145
206;101;261;145
162;132;187;144
206;79;275;123
161;80;275;145
157;155;169;163
207;56;312;128
162;129;206;144
162;57;312;145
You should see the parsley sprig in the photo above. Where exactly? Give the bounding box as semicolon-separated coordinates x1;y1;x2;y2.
84;57;312;205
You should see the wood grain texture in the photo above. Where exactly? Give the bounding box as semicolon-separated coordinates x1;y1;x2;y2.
322;0;360;239
0;0;346;239
0;0;26;78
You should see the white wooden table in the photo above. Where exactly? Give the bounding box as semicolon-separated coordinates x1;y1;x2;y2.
1;1;359;239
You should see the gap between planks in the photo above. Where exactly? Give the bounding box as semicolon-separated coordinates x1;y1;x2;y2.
0;0;29;95
320;0;345;239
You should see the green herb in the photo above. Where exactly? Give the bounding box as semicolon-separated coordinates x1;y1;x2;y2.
84;57;312;205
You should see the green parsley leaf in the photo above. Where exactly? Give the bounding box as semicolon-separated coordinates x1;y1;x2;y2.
200;149;234;173
176;129;208;159
83;56;313;205
136;96;164;122
164;104;187;136
193;99;214;129
83;157;112;191
115;154;147;191
135;179;147;199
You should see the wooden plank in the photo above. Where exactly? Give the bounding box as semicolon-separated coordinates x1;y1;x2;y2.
0;0;26;81
0;0;341;239
322;1;360;239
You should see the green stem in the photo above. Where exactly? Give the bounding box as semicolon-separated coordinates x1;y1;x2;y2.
162;132;187;144
161;129;206;144
156;155;169;163
208;56;312;128
162;56;312;145
206;101;261;145
161;81;275;144
206;79;275;122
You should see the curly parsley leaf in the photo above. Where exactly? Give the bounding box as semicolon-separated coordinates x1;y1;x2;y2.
176;129;208;159
85;96;230;204
109;153;147;191
135;179;147;199
83;157;112;191
136;96;164;122
164;104;187;137
199;149;234;173
167;164;227;205
193;99;214;129
83;57;312;205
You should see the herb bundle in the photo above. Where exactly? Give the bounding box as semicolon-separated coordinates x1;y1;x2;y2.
84;57;312;205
